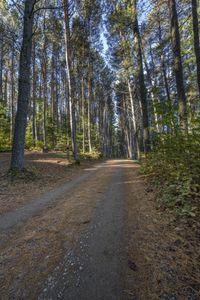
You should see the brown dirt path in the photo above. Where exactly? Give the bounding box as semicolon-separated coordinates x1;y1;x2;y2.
39;162;126;300
0;159;200;299
0;152;100;215
0;163;102;231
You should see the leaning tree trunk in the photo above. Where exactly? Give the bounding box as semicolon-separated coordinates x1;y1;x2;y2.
63;0;78;160
191;0;200;97
10;0;36;170
133;0;150;154
168;0;188;131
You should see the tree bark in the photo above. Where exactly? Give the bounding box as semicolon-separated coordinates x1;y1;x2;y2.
142;48;160;133
81;76;85;154
87;61;92;153
0;32;3;101
42;14;48;151
11;0;36;170
191;0;200;97
157;19;171;105
32;38;37;146
168;0;188;131
63;0;78;160
10;38;15;140
133;0;151;154
127;79;140;159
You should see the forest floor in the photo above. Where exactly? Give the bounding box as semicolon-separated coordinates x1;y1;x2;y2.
0;153;200;299
0;152;102;215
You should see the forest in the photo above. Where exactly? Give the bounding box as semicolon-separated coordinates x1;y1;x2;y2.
0;0;200;298
1;0;200;213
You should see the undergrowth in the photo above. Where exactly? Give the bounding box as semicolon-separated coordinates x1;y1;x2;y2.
141;131;200;217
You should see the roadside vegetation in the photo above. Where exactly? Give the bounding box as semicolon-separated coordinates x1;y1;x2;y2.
142;129;200;217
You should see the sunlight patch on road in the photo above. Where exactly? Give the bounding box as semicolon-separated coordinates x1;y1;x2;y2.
30;159;70;166
99;164;139;168
116;180;143;185
83;167;99;171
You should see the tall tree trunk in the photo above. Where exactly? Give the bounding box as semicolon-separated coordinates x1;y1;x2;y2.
133;0;150;154
55;51;59;130
32;38;37;146
168;0;188;131
157;19;171;105
127;79;140;159
0;33;3;101
63;0;78;160
4;70;8;104
51;42;59;134
42;60;48;151
161;53;171;104
37;73;43;141
50;42;56;146
123;94;132;158
87;62;92;153
142;49;160;133
81;76;85;154
11;0;35;170
10;38;15;140
42;15;48;151
51;44;56;127
102;99;112;157
191;0;200;97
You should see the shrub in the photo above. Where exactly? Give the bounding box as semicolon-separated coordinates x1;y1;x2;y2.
142;131;200;216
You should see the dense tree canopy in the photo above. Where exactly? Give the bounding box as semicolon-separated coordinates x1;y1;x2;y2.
0;0;200;171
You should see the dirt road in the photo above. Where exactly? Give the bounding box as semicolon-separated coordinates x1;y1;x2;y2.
0;163;101;230
39;163;126;300
1;159;200;299
1;160;132;299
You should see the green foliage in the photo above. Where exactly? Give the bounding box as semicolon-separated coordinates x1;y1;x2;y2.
25;114;69;152
73;159;81;165
0;103;11;152
153;100;178;131
80;149;102;160
142;130;200;217
25;122;35;150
